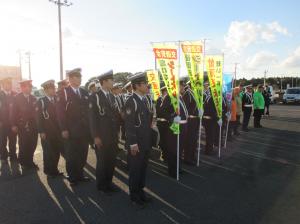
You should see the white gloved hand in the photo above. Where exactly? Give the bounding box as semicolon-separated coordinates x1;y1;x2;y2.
217;119;223;127
198;109;204;118
226;112;231;120
173;115;181;123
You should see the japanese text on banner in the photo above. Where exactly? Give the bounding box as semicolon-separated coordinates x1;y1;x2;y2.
181;41;204;112
205;55;223;119
147;70;161;101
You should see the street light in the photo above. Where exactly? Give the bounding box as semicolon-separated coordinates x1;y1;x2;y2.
49;0;73;81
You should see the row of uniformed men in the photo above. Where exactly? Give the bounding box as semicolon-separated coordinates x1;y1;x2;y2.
0;70;253;208
0;69;154;208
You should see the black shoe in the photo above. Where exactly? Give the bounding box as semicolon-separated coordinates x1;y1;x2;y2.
78;176;91;182
98;187;113;196
183;160;195;166
140;192;152;203
107;185;121;193
242;128;250;132
234;132;240;136
68;179;78;186
131;198;146;209
204;150;216;156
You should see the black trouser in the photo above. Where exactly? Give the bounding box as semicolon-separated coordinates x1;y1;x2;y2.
0;125;17;160
95;142;117;190
242;108;252;129
166;123;187;177
18;126;38;166
265;104;270;115
64;137;89;181
184;118;199;163
254;109;263;127
128;147;149;200
228;121;238;139
157;121;168;161
41;137;63;175
203;118;215;152
213;120;225;147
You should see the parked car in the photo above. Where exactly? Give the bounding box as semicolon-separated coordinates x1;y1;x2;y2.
283;87;300;104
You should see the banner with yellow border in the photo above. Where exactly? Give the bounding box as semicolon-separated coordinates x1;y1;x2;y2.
205;55;223;119
181;41;204;112
146;70;161;101
152;43;180;134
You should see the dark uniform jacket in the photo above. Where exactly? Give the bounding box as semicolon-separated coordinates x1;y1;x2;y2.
203;91;218;120
160;95;188;125
0;90;16;128
37;96;61;139
89;90;119;146
183;89;199;117
10;93;38;130
242;92;253;111
56;86;89;138
124;93;152;151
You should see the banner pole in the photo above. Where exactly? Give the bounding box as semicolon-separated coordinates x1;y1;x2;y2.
224;119;230;149
176;41;181;181
197;39;206;167
218;125;222;159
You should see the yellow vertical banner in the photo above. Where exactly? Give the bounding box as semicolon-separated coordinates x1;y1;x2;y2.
181;41;204;112
205;55;223;119
146;70;161;101
153;43;180;134
152;44;180;114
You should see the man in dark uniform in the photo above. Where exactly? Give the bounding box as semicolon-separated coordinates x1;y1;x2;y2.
124;72;152;208
87;81;98;94
0;78;17;162
202;87;218;155
112;82;125;141
57;79;69;93
56;68;90;186
123;81;133;102
242;85;253;131
89;70;120;194
11;80;38;169
160;80;189;178
183;81;200;165
156;85;168;162
37;80;64;177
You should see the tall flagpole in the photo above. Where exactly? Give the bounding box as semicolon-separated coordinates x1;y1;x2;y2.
224;76;234;149
218;54;224;159
197;39;206;167
176;41;181;181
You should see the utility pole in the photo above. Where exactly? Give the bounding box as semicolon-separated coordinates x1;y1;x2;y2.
49;0;73;80
17;49;23;79
25;51;32;80
234;63;239;87
264;70;268;86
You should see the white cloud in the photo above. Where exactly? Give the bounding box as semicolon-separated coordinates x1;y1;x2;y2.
224;21;289;54
282;46;300;68
244;51;278;71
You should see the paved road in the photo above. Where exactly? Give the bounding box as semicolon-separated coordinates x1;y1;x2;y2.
0;105;300;224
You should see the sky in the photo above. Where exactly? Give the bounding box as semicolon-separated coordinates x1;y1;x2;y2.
0;0;300;86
